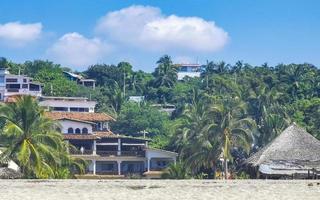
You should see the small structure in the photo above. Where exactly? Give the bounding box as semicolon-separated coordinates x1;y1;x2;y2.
63;71;95;89
151;104;176;115
245;124;320;179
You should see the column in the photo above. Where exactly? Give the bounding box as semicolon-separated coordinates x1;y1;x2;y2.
117;138;121;156
147;158;151;172
65;140;69;153
117;161;122;175
93;140;96;155
92;160;96;175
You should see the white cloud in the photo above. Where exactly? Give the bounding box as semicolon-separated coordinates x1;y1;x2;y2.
95;5;229;52
47;32;109;68
0;21;42;47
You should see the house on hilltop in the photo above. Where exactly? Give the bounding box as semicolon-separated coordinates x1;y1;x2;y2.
63;71;96;89
0;68;42;102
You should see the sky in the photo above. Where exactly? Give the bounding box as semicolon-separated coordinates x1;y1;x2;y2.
0;0;319;72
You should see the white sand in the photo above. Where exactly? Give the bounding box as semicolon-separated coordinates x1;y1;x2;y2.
0;180;319;200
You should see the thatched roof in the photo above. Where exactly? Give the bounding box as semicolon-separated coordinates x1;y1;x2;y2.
246;123;320;167
0;168;22;179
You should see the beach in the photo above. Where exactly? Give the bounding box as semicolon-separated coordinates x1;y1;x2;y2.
0;180;319;200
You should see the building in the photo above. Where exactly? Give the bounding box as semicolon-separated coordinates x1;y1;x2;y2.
175;64;203;80
39;96;96;113
0;68;42;102
63;71;96;89
245;124;320;179
44;98;177;177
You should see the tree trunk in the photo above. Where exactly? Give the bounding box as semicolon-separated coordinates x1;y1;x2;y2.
224;159;228;180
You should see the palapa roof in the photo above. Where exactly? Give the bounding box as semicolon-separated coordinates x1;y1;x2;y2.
246;123;320;167
0;168;22;179
45;112;115;122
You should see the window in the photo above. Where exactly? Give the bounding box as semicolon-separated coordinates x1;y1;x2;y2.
6;78;17;82
82;128;88;134
67;128;74;134
6;84;20;89
29;84;40;91
0;76;4;83
23;78;27;83
75;128;81;134
22;84;28;89
53;107;68;111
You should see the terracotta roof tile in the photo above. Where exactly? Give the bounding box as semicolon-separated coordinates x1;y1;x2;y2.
45;112;115;122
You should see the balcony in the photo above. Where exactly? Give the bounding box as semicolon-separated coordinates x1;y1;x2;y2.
69;149;93;155
69;150;145;157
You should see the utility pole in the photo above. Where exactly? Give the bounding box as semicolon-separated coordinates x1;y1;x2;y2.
123;72;126;97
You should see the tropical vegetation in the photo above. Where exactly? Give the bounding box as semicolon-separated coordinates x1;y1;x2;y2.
1;55;320;178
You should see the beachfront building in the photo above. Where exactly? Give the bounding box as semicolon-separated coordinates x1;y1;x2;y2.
245;123;320;179
176;64;203;80
44;98;177;177
63;71;96;89
0;68;42;102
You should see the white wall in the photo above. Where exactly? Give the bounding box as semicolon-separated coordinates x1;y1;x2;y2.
39;100;96;112
146;149;177;159
177;72;201;80
59;119;93;134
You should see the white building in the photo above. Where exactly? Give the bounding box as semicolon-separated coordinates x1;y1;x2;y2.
39;96;96;112
176;64;203;80
44;98;178;178
0;68;42;101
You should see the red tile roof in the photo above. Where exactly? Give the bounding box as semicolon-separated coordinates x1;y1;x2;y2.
45;112;115;122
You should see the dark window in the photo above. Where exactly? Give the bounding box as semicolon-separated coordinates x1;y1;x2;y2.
68;128;74;134
53;107;68;111
22;84;28;89
6;78;17;82
75;128;81;134
6;84;20;89
70;107;78;112
29;84;40;91
82;128;88;134
23;78;27;83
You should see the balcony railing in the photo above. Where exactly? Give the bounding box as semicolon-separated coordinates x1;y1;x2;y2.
70;150;145;157
70;149;93;155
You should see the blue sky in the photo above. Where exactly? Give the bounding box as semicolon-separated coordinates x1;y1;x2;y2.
0;0;319;72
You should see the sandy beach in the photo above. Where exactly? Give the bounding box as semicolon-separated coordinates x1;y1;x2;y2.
0;180;319;200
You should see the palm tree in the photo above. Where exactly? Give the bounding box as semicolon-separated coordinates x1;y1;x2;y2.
173;89;220;175
153;55;178;88
211;97;254;179
0;96;84;178
161;161;190;179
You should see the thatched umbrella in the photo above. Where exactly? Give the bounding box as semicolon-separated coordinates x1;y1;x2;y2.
245;123;320;178
0;168;22;179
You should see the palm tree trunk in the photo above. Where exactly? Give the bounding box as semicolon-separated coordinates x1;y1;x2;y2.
224;159;228;179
